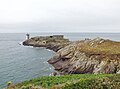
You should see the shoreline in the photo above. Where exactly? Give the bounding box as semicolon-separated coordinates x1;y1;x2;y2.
23;35;120;75
1;34;120;89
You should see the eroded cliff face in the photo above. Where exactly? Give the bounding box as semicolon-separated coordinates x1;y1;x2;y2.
48;38;120;74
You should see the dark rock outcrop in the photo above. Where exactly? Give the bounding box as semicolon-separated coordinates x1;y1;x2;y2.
23;36;120;74
23;35;70;52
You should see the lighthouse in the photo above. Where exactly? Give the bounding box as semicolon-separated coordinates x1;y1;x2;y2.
26;33;30;40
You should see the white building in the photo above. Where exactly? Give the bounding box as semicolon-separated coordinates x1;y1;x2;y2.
26;33;30;40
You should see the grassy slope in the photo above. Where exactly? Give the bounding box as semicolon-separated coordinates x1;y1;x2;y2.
15;74;120;89
79;39;120;54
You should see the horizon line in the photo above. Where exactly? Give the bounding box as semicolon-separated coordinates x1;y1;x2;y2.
0;32;120;33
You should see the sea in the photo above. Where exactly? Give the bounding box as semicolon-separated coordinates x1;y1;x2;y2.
0;33;120;88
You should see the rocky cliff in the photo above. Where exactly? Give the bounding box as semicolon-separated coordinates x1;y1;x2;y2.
48;38;120;74
23;36;120;74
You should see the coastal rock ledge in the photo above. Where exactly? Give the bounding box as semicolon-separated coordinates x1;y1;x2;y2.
23;35;70;52
23;35;120;75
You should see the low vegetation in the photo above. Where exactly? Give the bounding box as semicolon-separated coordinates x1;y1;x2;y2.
7;74;120;89
79;38;120;54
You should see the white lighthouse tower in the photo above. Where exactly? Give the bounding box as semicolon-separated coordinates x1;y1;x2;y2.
26;33;30;40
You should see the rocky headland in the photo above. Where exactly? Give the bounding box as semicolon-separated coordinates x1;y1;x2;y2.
23;35;120;75
23;35;70;52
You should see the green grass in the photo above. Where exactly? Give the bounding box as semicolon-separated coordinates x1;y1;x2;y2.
15;74;120;89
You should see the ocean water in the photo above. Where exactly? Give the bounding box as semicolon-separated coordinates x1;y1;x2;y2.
0;33;120;88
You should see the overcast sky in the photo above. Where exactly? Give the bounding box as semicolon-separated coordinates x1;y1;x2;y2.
0;0;120;33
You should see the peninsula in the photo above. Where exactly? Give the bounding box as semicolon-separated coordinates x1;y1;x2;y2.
23;35;120;75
